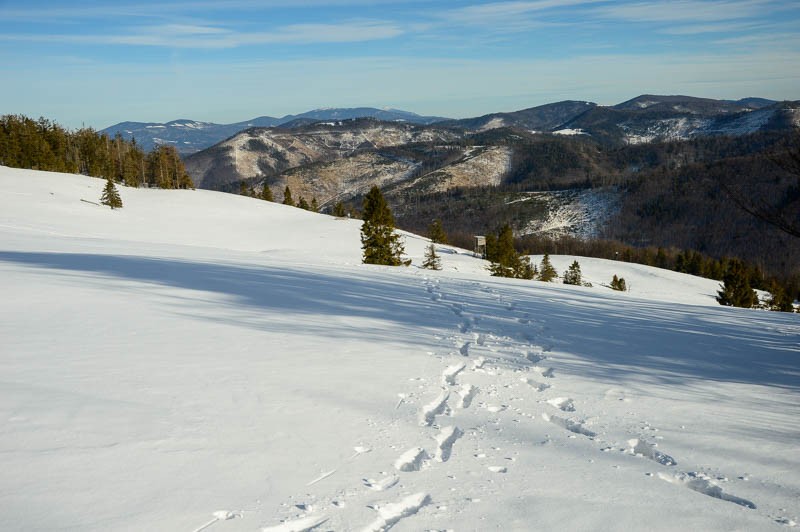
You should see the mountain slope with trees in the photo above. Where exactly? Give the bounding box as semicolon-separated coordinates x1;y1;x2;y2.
0;114;193;189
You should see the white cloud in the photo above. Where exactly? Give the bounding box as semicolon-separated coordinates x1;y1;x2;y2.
658;22;759;35
0;20;404;48
445;0;604;27
594;0;772;23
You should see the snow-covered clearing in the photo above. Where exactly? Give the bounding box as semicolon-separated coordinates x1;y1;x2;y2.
0;166;798;531
519;188;620;240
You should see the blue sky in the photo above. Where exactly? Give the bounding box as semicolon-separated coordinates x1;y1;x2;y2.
1;0;799;129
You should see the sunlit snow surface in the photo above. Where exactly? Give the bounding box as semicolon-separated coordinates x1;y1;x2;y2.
1;166;798;531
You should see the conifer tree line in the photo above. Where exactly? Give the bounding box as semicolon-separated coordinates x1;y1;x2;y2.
0;115;193;189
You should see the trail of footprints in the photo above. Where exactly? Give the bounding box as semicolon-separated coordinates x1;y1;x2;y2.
420;278;758;515
254;276;756;531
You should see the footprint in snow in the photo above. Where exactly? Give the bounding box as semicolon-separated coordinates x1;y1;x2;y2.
442;362;466;385
456;384;478;409
363;492;431;532
628;438;676;466
604;388;633;403
260;514;328;532
434;426;463;462
192;511;238;532
526;351;545;364
394;447;430;472
657;472;755;509
546;397;575;412
363;475;399;491
420;389;450;426
522;378;551;392
531;365;555;378
542;413;596;438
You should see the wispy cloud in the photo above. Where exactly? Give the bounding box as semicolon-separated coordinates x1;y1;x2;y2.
445;0;604;27
594;0;772;23
0;20;404;48
0;0;425;21
658;22;759;35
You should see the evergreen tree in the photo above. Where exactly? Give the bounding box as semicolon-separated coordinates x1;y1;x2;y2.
298;196;310;210
610;274;627;291
538;253;558;282
563;260;582;285
100;178;123;209
239;181;249;196
716;260;757;308
484;233;498;262
282;186;295;206
310;197;319;212
261;184;273;201
488;224;535;279
333;201;347;217
422;243;442;270
656;247;669;269
360;185;407;266
428;219;448;244
767;281;794;312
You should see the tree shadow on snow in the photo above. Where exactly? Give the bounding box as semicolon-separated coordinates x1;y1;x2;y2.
0;250;450;347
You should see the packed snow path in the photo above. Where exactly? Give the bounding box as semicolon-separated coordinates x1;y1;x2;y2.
0;168;798;531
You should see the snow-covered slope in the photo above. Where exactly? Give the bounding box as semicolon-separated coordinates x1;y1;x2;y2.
1;167;798;531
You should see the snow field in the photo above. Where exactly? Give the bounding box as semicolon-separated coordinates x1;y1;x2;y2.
0;166;798;531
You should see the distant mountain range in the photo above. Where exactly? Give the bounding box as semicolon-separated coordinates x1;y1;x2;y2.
97;93;800;284
101;108;449;154
102;95;798;156
181;95;798;192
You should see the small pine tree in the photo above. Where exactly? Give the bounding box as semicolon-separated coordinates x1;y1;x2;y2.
297;196;310;210
310;197;319;212
563;260;582;285
717;260;757;308
538;253;558;282
428;219;448;244
239;181;249;196
656;247;669;269
610;274;627;291
361;186;407;266
422;243;442;270
282;186;295;206
487;224;534;279
333;201;347;217
100;178;123;209
261;184;273;201
767;281;794;312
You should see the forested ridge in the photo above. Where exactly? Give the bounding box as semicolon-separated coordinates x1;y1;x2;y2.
383;130;800;304
0;115;193;189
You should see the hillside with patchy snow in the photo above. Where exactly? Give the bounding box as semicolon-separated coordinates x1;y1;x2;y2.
1;166;798;531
